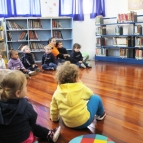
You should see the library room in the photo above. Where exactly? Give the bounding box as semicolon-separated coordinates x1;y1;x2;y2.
0;0;143;143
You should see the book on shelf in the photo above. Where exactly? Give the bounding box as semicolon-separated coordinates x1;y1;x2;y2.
113;36;134;47
0;42;6;51
115;26;123;35
96;27;106;35
52;20;62;28
30;42;45;51
28;19;42;29
7;32;12;41
52;31;63;39
95;15;103;24
17;44;27;51
0;31;4;40
96;48;107;56
134;25;142;35
6;21;26;30
135;49;143;59
120;48;128;58
19;32;28;40
135;37;143;47
117;11;137;23
29;31;39;40
96;38;105;46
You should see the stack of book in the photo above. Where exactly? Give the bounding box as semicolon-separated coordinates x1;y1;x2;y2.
52;20;62;28
96;38;105;46
95;15;103;24
120;48;128;58
6;21;26;30
96;27;106;35
30;43;45;51
134;25;142;35
117;11;137;23
29;31;38;40
135;49;143;59
28;20;42;29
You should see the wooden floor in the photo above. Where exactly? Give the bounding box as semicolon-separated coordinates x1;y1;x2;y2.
27;61;143;143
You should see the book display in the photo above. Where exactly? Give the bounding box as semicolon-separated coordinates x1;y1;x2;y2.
95;13;143;64
5;17;73;62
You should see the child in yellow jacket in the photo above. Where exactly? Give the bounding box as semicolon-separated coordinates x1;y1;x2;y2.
50;61;106;129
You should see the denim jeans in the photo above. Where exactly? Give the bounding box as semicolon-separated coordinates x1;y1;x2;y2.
42;62;57;70
74;95;104;129
76;62;88;68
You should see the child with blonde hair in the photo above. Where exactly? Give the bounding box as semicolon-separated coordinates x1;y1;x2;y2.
42;45;57;70
21;45;40;72
0;70;61;143
0;51;6;69
50;61;106;129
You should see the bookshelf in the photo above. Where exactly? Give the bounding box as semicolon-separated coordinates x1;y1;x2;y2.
0;19;7;63
5;17;73;62
95;14;143;64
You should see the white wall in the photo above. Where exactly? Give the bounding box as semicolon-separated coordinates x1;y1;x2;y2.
40;0;143;60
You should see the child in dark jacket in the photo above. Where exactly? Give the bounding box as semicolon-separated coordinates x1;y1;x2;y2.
0;70;61;143
70;43;92;68
21;45;40;72
42;45;57;70
56;41;70;63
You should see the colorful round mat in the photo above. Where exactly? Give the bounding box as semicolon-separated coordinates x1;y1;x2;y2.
69;134;115;143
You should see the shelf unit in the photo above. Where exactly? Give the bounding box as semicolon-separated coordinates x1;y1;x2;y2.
95;15;143;64
5;17;73;62
0;19;7;63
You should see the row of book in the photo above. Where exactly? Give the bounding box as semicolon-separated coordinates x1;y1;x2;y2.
0;31;4;40
52;20;62;28
96;27;106;35
134;25;142;35
117;11;137;23
52;31;63;39
30;43;45;51
9;43;45;52
96;48;131;58
6;21;26;30
28;20;42;29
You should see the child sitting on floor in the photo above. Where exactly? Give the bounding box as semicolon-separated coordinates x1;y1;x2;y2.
70;43;92;68
42;45;57;70
0;51;6;69
21;45;40;72
50;61;106;129
0;70;61;143
56;41;70;63
8;49;36;78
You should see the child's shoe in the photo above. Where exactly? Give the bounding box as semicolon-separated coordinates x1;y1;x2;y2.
96;112;106;121
81;63;86;68
28;70;36;76
87;63;92;68
35;68;41;72
47;126;61;142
